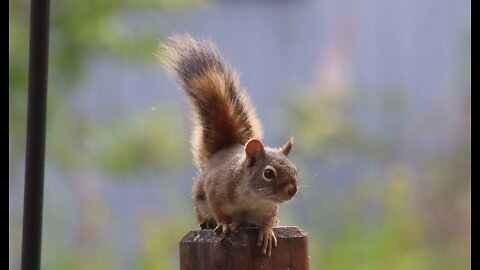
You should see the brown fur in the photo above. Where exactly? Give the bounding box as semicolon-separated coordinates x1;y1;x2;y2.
161;34;263;169
161;35;298;257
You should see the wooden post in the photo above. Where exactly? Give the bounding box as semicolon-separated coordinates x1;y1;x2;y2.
180;226;309;270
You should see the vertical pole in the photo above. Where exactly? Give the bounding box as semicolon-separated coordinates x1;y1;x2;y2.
20;0;50;268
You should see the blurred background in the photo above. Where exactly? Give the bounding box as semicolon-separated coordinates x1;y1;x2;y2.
10;0;470;269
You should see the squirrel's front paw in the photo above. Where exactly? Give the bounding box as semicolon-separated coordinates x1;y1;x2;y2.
257;228;277;257
213;223;238;235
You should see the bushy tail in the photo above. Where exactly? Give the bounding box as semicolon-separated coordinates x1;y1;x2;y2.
161;34;263;169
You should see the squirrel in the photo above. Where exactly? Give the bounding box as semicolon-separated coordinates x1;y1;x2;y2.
161;34;299;257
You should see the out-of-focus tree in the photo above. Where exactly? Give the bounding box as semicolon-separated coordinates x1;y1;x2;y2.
9;0;202;179
9;1;200;269
285;24;470;270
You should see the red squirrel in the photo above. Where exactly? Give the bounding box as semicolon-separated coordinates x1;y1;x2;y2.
161;34;298;257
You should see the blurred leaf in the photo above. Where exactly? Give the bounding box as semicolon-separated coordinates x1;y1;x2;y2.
9;0;200;159
97;107;189;177
135;210;192;269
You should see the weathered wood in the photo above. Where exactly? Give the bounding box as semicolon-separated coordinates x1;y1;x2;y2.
180;226;309;270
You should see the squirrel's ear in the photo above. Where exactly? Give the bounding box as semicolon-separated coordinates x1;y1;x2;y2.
245;139;265;158
281;137;293;156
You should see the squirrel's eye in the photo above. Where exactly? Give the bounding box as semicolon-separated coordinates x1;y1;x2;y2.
263;166;276;181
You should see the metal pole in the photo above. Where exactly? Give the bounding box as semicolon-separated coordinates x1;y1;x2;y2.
21;0;50;268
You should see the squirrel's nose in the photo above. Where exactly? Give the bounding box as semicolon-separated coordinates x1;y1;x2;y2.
287;185;297;197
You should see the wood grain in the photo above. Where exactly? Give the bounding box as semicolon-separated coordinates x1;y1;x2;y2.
180;226;309;270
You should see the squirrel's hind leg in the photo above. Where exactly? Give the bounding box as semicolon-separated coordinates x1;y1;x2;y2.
193;181;216;229
210;203;238;235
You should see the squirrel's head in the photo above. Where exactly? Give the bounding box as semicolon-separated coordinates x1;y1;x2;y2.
244;138;298;203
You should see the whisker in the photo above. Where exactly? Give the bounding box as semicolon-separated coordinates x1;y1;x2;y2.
292;190;305;206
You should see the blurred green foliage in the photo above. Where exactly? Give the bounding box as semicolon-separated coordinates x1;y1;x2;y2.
45;98;188;176
10;0;197;269
10;0;198;177
9;0;470;269
135;213;192;269
289;83;470;269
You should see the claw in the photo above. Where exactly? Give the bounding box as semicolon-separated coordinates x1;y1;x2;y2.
214;223;237;235
200;219;217;229
214;224;227;234
257;232;264;247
